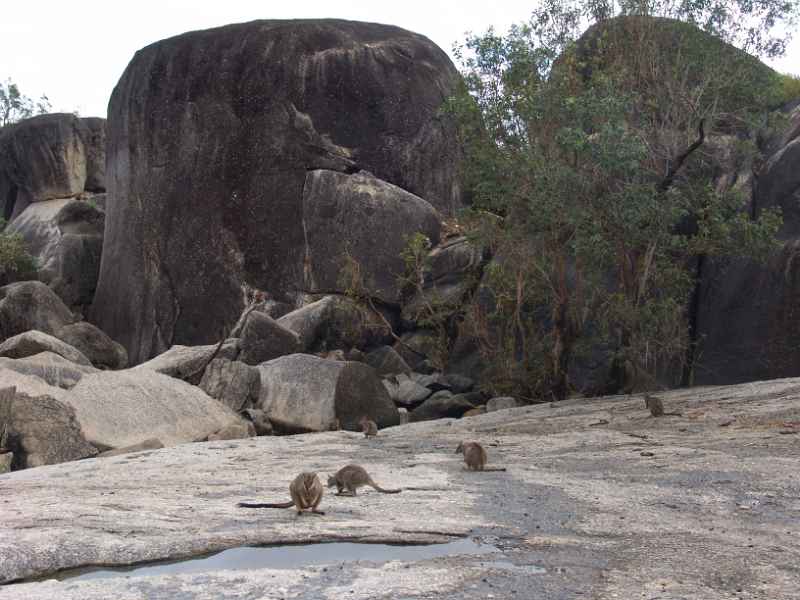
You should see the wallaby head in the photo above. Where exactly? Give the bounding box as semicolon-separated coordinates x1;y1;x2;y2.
455;442;464;454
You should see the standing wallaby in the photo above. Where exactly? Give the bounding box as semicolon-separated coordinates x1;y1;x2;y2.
359;416;378;438
456;441;506;472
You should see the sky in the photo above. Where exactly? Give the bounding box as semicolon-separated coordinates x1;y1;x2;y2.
2;0;799;118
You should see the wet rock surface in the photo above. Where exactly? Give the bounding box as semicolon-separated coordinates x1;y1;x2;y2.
1;379;799;598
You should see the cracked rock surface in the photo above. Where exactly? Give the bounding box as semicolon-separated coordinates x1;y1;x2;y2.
1;378;799;598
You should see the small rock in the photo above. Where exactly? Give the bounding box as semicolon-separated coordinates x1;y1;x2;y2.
393;373;433;406
463;406;487;417
441;373;475;393
99;438;164;458
364;346;411;377
486;397;520;412
410;390;481;422
207;421;256;441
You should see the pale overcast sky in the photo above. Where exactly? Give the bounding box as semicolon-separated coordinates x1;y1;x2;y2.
2;0;798;118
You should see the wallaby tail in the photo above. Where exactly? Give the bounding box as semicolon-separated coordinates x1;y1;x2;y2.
482;467;507;472
372;483;402;494
237;500;294;509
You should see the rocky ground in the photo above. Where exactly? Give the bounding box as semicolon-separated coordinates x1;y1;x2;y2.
1;379;799;599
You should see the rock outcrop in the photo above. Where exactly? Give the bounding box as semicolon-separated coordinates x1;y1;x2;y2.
5;197;104;313
92;19;460;364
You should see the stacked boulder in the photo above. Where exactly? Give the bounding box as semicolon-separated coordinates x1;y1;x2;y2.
0;113;107;314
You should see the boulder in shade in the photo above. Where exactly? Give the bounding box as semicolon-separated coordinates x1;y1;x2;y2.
238;312;302;366
0;281;75;341
0;385;98;469
410;390;483;422
364;345;411;377
55;321;127;369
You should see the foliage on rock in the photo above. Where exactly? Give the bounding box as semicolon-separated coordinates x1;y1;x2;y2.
447;1;794;400
0;219;37;285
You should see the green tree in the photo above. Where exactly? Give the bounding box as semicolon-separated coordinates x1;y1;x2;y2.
0;219;37;285
0;79;51;127
450;0;795;400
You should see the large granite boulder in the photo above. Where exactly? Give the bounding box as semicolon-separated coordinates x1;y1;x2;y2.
0;352;97;389
257;353;399;432
302;170;441;303
54;321;128;370
0;281;75;341
0;330;91;366
92;19;461;364
67;370;246;449
0;114;106;221
0;385;98;469
5;198;104;313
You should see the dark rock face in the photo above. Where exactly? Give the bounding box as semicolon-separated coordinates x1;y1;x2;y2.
92;19;461;364
0;114;106;221
693;107;800;385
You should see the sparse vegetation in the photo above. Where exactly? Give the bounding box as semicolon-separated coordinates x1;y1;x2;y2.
0;219;37;285
0;79;51;127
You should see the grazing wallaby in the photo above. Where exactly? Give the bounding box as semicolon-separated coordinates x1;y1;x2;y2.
238;472;325;515
327;464;401;495
455;441;506;472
